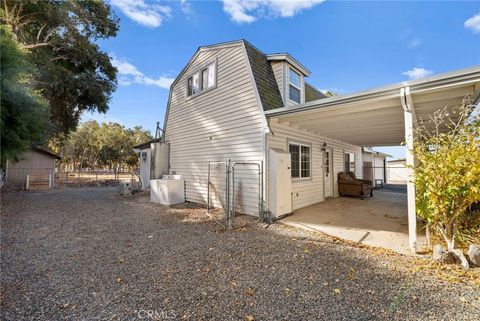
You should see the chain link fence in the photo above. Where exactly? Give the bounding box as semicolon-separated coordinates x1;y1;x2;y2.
56;169;134;187
207;160;263;228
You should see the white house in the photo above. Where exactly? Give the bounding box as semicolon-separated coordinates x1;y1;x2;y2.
148;40;479;253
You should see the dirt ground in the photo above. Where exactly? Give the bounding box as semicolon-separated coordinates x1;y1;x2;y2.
1;187;479;321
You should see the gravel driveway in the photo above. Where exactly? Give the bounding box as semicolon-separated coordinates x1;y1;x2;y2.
1;187;479;321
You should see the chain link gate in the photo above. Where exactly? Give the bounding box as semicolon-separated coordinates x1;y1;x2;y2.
207;161;228;216
230;161;263;228
207;160;264;228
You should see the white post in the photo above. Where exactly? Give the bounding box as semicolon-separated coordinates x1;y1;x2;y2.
401;87;417;253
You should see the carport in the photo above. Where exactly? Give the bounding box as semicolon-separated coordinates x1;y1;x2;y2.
265;67;480;253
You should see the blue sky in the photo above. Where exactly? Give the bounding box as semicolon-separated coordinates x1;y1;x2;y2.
82;0;480;159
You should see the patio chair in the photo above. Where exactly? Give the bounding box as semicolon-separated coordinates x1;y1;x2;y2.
338;172;373;200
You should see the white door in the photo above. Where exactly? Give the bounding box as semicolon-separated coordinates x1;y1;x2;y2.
324;148;333;198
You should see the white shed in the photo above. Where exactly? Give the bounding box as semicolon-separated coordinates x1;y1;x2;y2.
133;141;153;189
362;147;391;187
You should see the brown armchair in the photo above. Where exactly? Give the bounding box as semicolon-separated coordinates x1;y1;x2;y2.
338;172;373;200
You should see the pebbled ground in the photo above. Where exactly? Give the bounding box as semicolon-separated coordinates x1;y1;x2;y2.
1;187;479;321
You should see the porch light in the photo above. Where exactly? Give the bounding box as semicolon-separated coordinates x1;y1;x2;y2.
321;142;327;152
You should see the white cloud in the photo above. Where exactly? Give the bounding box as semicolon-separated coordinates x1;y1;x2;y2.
464;13;480;34
180;0;193;15
222;0;325;24
110;0;172;27
111;54;174;89
408;38;422;48
111;55;143;77
402;67;433;80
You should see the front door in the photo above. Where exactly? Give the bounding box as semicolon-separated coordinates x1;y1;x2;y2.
324;148;333;198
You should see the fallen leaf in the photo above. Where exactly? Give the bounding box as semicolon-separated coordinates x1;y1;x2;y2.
334;288;341;294
245;316;254;321
284;288;291;296
246;288;255;296
116;277;124;284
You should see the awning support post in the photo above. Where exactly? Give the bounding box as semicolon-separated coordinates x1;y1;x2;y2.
401;87;417;253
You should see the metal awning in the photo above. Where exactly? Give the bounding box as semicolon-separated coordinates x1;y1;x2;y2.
265;66;480;253
265;66;480;146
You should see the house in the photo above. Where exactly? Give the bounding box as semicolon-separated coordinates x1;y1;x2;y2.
361;147;391;187
387;159;408;184
148;39;479;253
5;147;61;190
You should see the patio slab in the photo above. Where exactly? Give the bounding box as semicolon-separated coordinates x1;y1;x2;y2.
280;189;426;255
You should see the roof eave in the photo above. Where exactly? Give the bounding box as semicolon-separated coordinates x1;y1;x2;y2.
265;66;480;117
266;54;311;76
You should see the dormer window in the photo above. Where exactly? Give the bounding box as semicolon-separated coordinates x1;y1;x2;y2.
288;68;301;104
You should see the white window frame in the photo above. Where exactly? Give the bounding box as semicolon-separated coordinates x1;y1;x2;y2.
344;152;356;173
289;142;311;180
186;60;217;99
288;67;302;104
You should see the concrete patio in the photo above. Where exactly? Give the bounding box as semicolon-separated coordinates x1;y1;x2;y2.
280;186;426;255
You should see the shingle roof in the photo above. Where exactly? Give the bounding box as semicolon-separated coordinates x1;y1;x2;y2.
305;82;327;102
32;146;61;159
243;41;285;111
133;138;161;150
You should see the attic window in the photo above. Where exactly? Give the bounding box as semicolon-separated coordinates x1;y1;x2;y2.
288;68;301;104
187;62;216;97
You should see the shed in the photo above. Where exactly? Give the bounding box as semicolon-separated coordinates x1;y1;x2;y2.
6;147;61;190
361;147;391;186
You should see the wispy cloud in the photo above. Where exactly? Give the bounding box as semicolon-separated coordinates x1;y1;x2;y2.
110;0;172;28
408;38;422;48
464;13;480;34
111;54;174;89
222;0;325;24
180;0;193;15
402;67;433;80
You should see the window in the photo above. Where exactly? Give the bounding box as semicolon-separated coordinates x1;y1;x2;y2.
288;68;302;104
289;143;311;179
344;152;355;173
187;62;216;97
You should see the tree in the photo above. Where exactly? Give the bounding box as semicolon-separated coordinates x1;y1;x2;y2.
324;90;337;97
1;0;119;137
0;25;48;164
412;97;480;251
62;121;152;171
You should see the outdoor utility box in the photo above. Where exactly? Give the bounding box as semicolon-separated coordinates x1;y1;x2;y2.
150;175;185;205
268;148;292;218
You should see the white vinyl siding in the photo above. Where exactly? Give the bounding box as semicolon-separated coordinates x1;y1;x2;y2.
267;121;362;210
270;61;285;103
165;44;266;215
